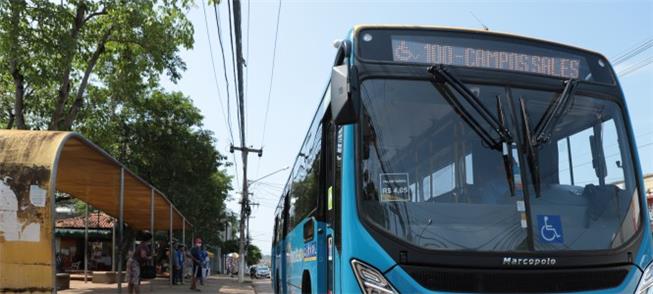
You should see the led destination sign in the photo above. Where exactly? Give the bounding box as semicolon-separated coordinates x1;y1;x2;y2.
391;37;581;79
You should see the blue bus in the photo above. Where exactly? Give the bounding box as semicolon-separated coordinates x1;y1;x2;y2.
272;25;653;293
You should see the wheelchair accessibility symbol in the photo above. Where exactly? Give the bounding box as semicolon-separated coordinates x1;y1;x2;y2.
537;215;564;243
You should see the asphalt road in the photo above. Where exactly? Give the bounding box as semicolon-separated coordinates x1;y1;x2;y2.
252;277;274;294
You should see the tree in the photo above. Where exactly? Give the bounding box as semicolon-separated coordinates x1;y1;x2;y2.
1;0;234;251
222;240;262;266
0;0;193;130
78;89;232;248
222;239;239;253
246;245;262;266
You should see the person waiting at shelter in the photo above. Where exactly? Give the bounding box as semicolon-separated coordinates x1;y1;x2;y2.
127;231;153;294
190;237;204;291
173;244;185;285
200;247;209;285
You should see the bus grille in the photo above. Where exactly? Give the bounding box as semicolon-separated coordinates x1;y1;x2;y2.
401;264;631;293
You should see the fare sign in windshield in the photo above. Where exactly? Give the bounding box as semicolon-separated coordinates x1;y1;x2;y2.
391;36;581;79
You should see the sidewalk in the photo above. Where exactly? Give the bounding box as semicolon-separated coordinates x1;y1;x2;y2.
60;275;254;294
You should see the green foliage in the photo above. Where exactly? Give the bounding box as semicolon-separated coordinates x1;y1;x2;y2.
79;89;233;248
222;240;262;266
246;244;262;266
1;1;235;250
222;239;239;253
0;0;194;130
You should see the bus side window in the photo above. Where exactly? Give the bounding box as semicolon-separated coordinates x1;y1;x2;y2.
334;125;343;251
303;219;315;242
320;115;335;221
273;217;279;245
288;123;322;229
283;193;290;238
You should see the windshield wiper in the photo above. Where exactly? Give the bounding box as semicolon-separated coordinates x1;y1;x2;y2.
428;65;512;149
428;65;516;196
520;79;578;197
532;79;578;146
517;97;541;197
496;95;516;196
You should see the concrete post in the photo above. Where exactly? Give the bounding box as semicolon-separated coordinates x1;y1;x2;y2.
117;168;124;293
169;205;173;286
84;203;88;283
150;189;155;292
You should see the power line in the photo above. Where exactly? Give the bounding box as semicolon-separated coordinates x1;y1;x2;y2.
619;56;653;77
201;0;234;145
611;38;653;66
212;2;240;189
246;0;251;141
212;2;236;144
255;0;283;178
260;0;283;149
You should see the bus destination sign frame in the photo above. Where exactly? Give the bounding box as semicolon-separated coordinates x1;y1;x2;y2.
391;36;581;79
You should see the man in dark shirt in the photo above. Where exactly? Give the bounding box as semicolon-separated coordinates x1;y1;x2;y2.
127;232;153;294
190;237;203;291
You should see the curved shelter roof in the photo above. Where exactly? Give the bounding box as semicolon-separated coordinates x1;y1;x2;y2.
54;132;188;230
0;130;190;292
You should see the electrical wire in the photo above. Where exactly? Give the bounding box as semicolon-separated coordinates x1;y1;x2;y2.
246;0;251;142
260;0;282;151
212;1;240;189
201;0;234;145
255;0;283;178
213;2;236;144
611;38;653;66
618;56;653;77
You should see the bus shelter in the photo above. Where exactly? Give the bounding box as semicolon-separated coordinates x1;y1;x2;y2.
0;130;191;293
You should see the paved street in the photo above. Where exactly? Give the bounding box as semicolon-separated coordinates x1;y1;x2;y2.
252;277;273;294
60;275;255;294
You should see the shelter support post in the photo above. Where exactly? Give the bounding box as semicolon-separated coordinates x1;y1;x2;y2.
112;221;116;272
169;205;173;286
150;189;154;292
182;218;186;284
84;203;88;283
117;168;124;293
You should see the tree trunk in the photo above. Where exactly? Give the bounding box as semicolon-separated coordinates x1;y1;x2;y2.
6;109;15;129
61;28;112;130
8;0;26;129
49;3;86;130
10;64;25;129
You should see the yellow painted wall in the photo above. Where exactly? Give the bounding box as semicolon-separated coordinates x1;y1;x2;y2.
0;131;68;293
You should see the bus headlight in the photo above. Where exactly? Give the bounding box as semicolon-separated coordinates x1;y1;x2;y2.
637;262;653;294
351;259;398;294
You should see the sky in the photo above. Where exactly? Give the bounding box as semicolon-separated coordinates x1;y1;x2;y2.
161;0;653;255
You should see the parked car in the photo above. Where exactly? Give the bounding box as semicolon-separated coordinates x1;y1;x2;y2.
255;265;271;279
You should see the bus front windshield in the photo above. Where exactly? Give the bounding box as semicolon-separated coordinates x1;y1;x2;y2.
359;78;640;252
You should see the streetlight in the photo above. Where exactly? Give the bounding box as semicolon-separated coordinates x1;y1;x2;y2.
247;166;290;188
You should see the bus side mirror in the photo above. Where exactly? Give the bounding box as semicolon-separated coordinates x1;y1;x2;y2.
330;64;358;125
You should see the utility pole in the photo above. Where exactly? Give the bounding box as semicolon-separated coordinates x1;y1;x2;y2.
230;144;261;283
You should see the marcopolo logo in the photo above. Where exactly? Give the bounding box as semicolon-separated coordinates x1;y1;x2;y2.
502;257;557;266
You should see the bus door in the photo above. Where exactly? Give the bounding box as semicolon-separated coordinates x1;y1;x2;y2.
320;118;340;294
